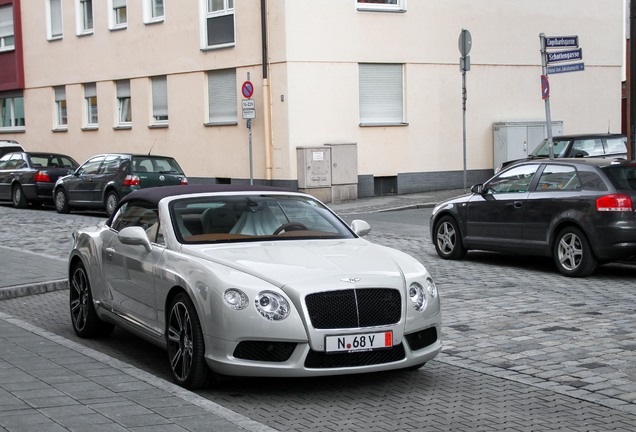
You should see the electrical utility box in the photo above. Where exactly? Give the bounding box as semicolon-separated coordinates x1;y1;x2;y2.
325;143;358;202
493;121;564;168
297;147;332;202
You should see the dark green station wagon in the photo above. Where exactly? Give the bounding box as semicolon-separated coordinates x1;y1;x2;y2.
54;153;187;216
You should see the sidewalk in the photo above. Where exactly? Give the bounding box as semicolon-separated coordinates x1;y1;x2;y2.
0;189;464;432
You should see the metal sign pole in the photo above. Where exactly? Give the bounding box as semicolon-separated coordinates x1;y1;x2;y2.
462;69;467;191
247;119;254;185
540;33;554;159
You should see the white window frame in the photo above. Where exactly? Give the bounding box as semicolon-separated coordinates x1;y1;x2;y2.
143;0;165;24
54;86;68;129
359;63;405;126
207;69;237;125
0;92;25;131
0;4;15;51
75;0;94;35
109;0;128;30
83;83;98;128
200;0;235;50
46;0;64;40
116;80;132;126
356;0;406;12
151;76;169;125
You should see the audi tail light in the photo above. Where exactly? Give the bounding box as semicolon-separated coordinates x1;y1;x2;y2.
596;194;633;212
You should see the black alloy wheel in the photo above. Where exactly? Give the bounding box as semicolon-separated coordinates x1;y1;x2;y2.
433;215;467;259
69;262;114;337
167;293;212;389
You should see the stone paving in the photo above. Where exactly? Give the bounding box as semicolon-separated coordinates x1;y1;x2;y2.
1;196;636;431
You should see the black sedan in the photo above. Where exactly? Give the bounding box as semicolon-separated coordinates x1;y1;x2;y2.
0;151;79;208
430;158;636;277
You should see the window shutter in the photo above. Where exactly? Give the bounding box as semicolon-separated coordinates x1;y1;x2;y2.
50;0;63;37
0;5;14;38
152;76;168;118
207;69;237;123
84;83;96;98
359;63;404;124
116;80;131;98
113;0;127;8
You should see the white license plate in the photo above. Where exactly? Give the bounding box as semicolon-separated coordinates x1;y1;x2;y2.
325;331;393;353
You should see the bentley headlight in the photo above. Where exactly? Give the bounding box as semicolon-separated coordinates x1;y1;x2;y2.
255;291;290;321
409;282;427;311
223;289;249;310
425;277;438;299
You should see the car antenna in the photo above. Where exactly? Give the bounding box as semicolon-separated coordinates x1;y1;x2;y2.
148;138;158;156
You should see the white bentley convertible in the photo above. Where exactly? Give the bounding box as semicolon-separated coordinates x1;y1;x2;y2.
69;185;442;389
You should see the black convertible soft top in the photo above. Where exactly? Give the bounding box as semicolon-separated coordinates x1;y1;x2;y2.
118;184;294;208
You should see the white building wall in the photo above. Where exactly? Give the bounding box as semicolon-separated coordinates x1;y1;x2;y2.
7;0;624;193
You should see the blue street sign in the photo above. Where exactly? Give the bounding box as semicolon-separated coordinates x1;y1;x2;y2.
547;62;585;74
545;36;579;49
547;49;583;64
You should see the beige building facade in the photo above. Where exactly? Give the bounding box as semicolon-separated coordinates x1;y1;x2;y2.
2;0;625;197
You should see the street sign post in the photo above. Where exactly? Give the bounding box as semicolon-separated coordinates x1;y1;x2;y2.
540;33;584;159
241;81;255;185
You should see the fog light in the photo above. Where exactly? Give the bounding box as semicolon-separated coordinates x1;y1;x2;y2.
223;289;248;310
255;291;290;321
409;282;427;311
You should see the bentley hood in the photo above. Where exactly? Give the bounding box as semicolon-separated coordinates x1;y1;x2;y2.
181;238;419;291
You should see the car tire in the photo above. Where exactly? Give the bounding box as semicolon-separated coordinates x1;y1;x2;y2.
433;215;467;259
105;191;119;217
54;188;70;214
12;184;28;209
167;292;212;390
69;261;115;338
553;226;597;277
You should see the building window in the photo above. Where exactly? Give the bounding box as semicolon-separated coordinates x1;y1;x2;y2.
202;0;235;49
359;63;404;125
144;0;164;23
116;80;132;125
54;86;68;129
0;5;15;51
109;0;127;29
83;83;98;127
151;76;168;124
76;0;93;35
207;69;237;124
0;92;25;131
46;0;64;40
356;0;406;12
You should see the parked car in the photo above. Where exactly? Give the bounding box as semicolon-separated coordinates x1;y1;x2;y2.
0;140;24;158
69;184;442;389
0;151;79;208
497;133;627;172
54;153;187;216
430;158;636;277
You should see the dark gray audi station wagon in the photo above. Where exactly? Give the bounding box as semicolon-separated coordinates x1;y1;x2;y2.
430;158;636;277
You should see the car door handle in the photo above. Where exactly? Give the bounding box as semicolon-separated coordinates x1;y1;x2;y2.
513;201;523;208
105;247;115;257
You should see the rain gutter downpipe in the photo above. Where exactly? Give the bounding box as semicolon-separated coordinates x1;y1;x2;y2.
261;0;273;181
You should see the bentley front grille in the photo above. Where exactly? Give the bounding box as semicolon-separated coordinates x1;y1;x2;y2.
305;288;401;329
